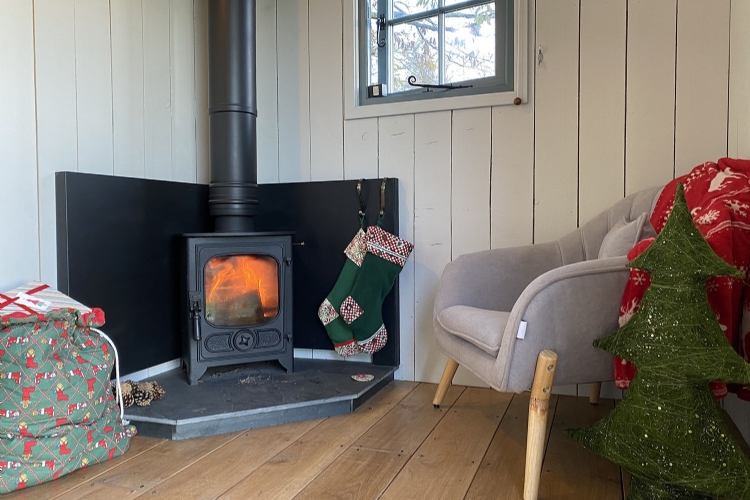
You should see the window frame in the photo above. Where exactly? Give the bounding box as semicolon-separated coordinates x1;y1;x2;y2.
344;0;528;120
361;0;511;106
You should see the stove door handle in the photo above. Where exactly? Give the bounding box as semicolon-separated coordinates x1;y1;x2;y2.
191;301;202;342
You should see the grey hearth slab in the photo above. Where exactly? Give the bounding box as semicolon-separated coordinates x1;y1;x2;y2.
123;359;395;440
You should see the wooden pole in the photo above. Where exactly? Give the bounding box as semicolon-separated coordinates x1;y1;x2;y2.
589;382;602;405
524;350;558;500
432;358;459;408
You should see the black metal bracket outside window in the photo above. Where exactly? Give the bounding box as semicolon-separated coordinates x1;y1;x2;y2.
407;75;473;92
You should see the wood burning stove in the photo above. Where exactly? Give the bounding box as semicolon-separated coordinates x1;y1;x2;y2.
181;0;294;384
181;233;293;385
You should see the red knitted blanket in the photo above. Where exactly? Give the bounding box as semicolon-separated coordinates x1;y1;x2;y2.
616;158;750;400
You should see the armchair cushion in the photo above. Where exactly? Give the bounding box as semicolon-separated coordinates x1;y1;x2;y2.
597;212;648;259
437;306;510;356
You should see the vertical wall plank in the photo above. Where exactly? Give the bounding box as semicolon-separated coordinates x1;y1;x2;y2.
277;0;311;183
729;0;750;159
379;115;415;381
625;0;676;195
309;0;344;181
451;108;492;259
534;0;579;242
170;0;197;183
74;0;114;175
257;0;279;184
111;0;145;179
578;0;626;224
414;111;452;384
0;0;39;291
491;0;535;249
34;0;78;287
143;0;172;181
343;118;379;180
194;0;209;184
674;0;730;176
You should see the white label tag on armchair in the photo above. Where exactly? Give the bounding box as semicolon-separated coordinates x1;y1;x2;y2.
516;321;527;339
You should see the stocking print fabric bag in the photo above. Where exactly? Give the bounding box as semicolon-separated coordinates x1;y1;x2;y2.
0;282;136;493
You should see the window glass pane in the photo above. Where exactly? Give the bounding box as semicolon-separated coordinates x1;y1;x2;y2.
392;16;439;93
444;4;496;84
369;0;379;84
392;0;438;19
204;255;279;327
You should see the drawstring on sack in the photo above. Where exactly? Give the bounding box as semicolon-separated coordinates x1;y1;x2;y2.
91;328;129;426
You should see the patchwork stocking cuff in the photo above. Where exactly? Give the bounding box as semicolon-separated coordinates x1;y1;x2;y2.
366;226;414;268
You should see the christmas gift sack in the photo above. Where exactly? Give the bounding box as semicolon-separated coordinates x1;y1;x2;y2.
0;282;136;493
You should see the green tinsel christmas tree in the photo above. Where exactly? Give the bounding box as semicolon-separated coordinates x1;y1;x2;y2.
568;183;750;500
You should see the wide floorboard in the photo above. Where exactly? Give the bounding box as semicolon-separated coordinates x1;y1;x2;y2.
5;382;745;500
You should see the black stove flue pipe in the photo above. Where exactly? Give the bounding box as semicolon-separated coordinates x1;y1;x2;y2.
208;0;259;233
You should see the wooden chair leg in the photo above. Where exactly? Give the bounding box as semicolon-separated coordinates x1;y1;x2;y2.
524;350;558;500
432;358;459;408
589;382;602;405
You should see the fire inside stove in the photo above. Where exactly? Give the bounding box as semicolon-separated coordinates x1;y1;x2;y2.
204;255;279;327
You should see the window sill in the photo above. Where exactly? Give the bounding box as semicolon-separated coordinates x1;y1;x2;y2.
344;89;523;120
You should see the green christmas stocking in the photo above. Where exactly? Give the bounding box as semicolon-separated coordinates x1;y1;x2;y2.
340;225;414;354
318;228;367;357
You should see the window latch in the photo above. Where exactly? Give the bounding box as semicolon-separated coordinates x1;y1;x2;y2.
407;75;473;92
377;14;386;47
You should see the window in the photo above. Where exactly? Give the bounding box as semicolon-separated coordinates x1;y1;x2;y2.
357;0;515;108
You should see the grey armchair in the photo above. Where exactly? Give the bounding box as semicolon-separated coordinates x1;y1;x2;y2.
432;185;662;500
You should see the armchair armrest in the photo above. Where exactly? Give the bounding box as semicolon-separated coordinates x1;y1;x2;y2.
496;256;631;393
434;242;565;315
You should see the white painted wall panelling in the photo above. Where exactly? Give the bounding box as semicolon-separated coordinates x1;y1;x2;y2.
74;0;114;176
34;0;79;288
308;0;345;182
413;111;452;384
277;0;311;183
491;0;535;250
577;0;626;224
450;108;492;261
256;0;280;184
343;118;379;180
143;0;172;181
729;0;750;160
625;0;677;195
533;0;579;243
170;0;198;184
194;0;210;184
111;0;145;180
378;115;416;381
674;0;730;176
0;0;39;292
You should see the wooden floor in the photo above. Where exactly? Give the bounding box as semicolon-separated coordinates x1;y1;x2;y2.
0;382;663;499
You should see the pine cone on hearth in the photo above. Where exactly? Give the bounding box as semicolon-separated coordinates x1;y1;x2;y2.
115;380;135;408
132;382;154;407
149;381;166;401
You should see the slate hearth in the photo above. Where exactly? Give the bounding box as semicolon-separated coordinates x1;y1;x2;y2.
124;359;395;440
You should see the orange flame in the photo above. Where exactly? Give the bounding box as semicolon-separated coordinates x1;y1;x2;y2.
204;255;279;321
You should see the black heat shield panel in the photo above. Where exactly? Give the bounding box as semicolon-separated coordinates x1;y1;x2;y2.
56;173;212;376
56;173;400;374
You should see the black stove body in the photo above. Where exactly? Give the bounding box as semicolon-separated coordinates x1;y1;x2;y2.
182;232;293;385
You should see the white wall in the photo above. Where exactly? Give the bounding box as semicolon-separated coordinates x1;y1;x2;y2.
1;0;749;418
